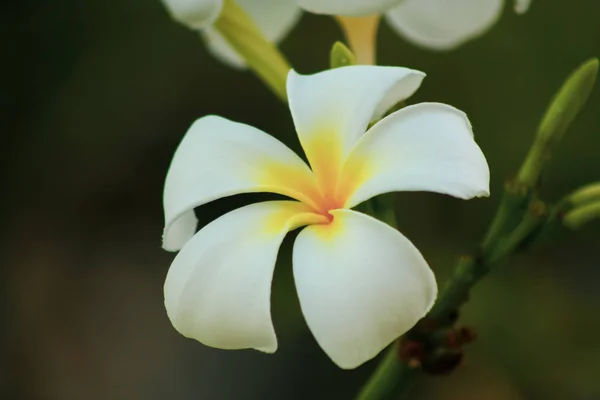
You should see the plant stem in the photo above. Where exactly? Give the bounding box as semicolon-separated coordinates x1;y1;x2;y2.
215;0;291;102
356;342;417;400
356;59;598;399
356;184;544;400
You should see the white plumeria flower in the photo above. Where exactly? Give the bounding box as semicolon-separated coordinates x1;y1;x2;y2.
162;0;532;69
301;0;532;51
162;65;490;369
161;0;301;67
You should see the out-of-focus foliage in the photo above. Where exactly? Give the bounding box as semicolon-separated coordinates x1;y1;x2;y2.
3;0;600;399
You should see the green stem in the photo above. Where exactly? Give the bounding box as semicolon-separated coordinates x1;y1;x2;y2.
428;257;482;321
356;342;417;400
356;185;545;400
516;58;598;186
214;0;291;102
355;258;479;400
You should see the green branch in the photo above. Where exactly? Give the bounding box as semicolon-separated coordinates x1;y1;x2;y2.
356;58;598;400
214;0;291;102
357;185;543;400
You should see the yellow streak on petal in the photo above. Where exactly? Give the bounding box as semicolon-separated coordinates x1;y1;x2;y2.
261;202;329;236
303;130;344;210
308;209;346;243
337;151;376;208
303;129;378;211
253;158;324;211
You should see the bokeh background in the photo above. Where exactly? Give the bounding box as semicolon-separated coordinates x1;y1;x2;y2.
4;0;600;399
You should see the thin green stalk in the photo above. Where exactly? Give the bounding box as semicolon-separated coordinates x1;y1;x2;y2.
356;185;543;400
517;58;598;186
214;0;291;102
356;342;417;400
481;182;530;251
355;257;478;400
428;257;481;321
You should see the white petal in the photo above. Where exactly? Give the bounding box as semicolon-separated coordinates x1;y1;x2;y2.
341;103;490;208
163;115;321;251
514;0;532;14
293;209;437;369
237;0;302;44
297;0;401;16
165;201;327;352
202;29;246;69
286;67;424;191
202;0;302;68
162;0;223;30
386;0;503;51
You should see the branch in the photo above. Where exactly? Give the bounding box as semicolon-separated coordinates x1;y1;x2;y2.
356;58;598;400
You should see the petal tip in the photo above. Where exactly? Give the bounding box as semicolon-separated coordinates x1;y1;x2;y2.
162;241;181;253
162;0;223;30
286;69;301;96
162;226;179;252
326;346;387;370
334;358;367;370
255;343;278;354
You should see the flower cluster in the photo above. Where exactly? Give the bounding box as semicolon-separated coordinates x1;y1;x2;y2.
162;0;533;67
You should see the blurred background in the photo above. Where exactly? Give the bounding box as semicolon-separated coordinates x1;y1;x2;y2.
4;0;600;399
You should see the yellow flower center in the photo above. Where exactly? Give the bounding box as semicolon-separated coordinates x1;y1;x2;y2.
256;131;371;227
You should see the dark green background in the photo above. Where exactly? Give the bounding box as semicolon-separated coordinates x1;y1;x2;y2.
4;0;600;398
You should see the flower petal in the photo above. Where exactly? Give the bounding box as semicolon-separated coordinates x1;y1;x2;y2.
341;103;490;208
163;115;321;251
385;0;503;51
293;209;437;369
165;201;327;352
237;0;302;44
162;0;223;30
297;0;401;16
202;29;246;68
202;0;302;68
287;66;424;192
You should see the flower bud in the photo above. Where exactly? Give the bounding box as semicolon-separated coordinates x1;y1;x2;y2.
517;58;598;186
563;202;600;230
330;41;356;69
566;182;600;208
